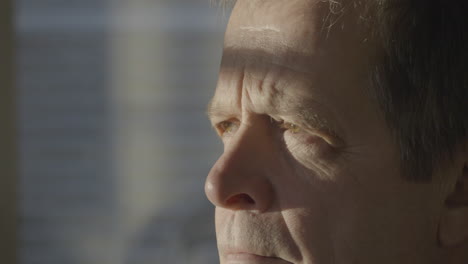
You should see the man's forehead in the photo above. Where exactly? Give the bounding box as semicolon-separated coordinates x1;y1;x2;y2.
223;0;370;76
224;0;325;56
213;47;326;107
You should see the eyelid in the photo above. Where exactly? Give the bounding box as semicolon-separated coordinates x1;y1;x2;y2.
278;120;344;148
311;130;344;148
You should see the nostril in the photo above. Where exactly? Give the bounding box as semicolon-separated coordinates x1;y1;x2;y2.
226;193;255;205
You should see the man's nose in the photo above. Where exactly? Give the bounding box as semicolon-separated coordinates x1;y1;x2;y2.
204;121;275;212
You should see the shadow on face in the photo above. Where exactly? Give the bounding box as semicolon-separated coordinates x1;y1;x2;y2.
204;1;468;264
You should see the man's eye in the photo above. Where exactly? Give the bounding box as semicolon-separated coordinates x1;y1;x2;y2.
216;120;239;136
279;121;301;133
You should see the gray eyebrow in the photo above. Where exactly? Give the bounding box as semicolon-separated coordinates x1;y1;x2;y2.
206;98;239;124
205;98;214;119
206;98;225;121
276;97;343;139
207;94;341;138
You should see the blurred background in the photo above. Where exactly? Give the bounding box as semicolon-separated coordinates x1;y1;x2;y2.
15;0;230;263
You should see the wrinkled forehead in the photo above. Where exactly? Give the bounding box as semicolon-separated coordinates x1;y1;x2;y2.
225;0;364;54
225;0;319;54
223;0;370;73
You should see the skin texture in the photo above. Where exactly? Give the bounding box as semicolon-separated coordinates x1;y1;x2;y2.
205;1;468;263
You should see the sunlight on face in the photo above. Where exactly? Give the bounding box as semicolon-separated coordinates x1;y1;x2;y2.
205;1;449;263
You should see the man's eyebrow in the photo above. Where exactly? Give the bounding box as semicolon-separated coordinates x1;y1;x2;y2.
207;97;341;135
206;99;236;123
278;98;343;139
297;107;338;136
206;99;218;122
206;98;214;119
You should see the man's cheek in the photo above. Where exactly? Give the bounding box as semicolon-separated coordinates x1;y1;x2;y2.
278;207;338;264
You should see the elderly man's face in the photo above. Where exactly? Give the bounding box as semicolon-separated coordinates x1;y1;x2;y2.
205;1;451;263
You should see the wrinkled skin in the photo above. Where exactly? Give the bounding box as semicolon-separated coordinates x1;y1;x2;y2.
205;1;468;263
